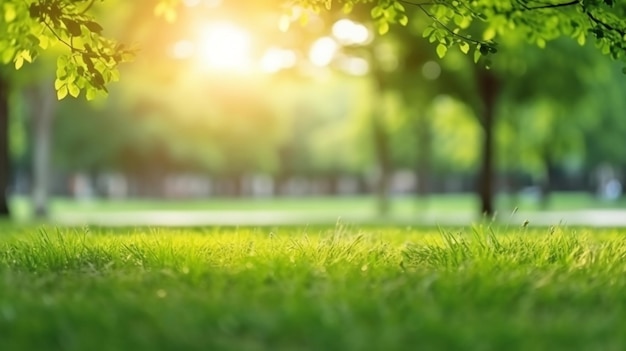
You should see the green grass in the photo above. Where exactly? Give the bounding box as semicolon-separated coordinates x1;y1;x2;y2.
1;223;626;350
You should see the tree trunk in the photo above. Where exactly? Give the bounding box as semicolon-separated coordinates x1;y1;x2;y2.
372;116;391;215
539;151;555;209
477;69;499;217
371;70;392;216
29;84;56;218
415;112;432;210
0;77;10;217
505;113;522;210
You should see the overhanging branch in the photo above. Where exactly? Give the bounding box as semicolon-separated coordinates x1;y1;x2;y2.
397;0;490;47
586;9;626;37
519;0;579;11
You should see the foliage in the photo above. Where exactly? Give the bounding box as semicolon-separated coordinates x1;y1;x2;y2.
52;76;284;176
491;38;598;177
2;0;624;101
298;0;626;69
2;224;626;350
0;0;134;100
577;62;626;168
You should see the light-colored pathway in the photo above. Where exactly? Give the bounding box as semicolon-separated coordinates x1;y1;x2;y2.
50;209;626;227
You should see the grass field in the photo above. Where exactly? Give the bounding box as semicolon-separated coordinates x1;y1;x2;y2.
1;222;625;350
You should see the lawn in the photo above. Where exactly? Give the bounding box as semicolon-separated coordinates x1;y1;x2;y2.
1;222;625;350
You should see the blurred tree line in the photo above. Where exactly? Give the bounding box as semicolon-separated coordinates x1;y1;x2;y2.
2;0;626;218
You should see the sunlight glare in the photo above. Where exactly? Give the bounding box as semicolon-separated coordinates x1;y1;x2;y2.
183;0;221;7
172;40;195;59
332;19;370;45
337;56;369;76
260;48;297;73
197;22;252;71
278;15;291;32
309;37;338;67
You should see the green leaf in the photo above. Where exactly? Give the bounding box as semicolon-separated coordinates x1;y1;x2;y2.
453;14;464;27
39;35;51;49
57;85;68;100
14;56;24;70
474;46;481;63
4;4;17;22
459;41;470;54
622;67;626;75
86;88;97;101
436;44;447;58
393;2;405;11
537;37;546;48
371;6;383;19
55;66;66;79
93;71;105;86
26;34;40;46
483;27;496;41
84;21;103;34
68;83;80;98
398;15;409;26
28;3;41;18
1;48;15;64
21;51;33;63
13;51;31;69
57;55;69;69
342;2;353;13
109;69;120;82
422;27;434;38
378;21;389;35
62;18;82;36
54;79;64;90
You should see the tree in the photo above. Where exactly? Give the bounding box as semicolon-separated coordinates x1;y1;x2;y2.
1;0;133;99
0;73;9;215
304;0;626;216
0;0;133;217
309;1;626;65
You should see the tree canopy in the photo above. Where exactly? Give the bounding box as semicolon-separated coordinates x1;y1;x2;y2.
1;0;133;100
2;0;625;99
305;0;626;66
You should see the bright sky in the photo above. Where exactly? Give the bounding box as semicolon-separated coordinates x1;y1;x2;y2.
309;37;339;67
197;21;252;71
332;19;370;45
171;14;371;75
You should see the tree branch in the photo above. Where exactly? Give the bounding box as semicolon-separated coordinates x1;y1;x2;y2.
42;20;79;52
398;0;489;46
585;9;626;37
520;0;579;11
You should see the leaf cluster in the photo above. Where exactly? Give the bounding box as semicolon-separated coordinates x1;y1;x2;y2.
301;0;626;71
0;0;134;99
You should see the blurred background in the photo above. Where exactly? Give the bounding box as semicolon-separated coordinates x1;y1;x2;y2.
3;0;626;226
